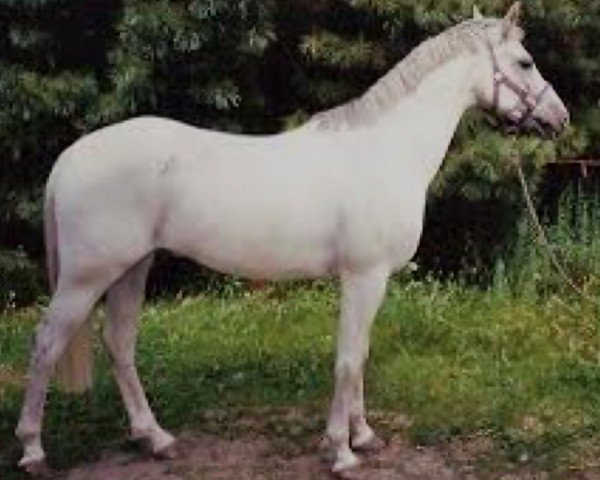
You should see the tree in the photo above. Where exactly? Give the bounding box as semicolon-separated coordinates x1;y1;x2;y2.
1;0;598;306
0;0;278;306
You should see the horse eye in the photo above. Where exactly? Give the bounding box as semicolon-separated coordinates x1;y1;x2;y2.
518;59;534;70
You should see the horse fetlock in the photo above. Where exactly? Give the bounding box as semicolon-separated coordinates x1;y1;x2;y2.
130;419;155;439
350;422;375;447
16;421;37;440
324;425;350;449
16;423;43;447
352;431;385;453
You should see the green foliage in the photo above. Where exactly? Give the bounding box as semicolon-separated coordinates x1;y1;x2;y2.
1;0;600;305
300;31;387;69
107;0;275;121
501;181;600;299
0;248;43;309
0;0;278;306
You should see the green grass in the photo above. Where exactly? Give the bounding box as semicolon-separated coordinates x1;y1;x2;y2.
2;278;600;478
4;177;600;479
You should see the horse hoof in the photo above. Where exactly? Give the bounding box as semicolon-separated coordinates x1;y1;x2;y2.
19;458;53;478
352;434;386;454
153;441;179;460
331;454;360;478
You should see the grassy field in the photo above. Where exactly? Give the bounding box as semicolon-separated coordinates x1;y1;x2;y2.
1;274;600;478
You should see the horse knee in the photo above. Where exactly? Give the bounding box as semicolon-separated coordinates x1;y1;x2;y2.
335;358;362;385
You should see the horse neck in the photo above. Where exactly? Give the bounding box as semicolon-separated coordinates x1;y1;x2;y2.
365;55;478;186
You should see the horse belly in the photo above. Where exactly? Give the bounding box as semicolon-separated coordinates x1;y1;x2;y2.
194;243;334;279
160;193;339;280
167;229;336;280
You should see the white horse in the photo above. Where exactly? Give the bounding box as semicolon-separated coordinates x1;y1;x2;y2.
17;2;568;475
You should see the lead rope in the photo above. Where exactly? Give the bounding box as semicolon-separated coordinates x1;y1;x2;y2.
511;152;600;309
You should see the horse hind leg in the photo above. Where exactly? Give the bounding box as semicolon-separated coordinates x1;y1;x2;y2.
102;254;176;458
16;273;117;473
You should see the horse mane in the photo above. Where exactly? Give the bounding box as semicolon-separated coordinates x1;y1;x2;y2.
309;18;507;130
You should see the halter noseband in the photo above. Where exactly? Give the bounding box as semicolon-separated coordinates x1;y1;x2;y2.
486;40;550;127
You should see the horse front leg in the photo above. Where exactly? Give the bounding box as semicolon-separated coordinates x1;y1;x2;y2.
324;265;389;473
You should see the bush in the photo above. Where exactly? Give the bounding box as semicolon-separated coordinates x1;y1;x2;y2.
496;179;600;298
0;248;44;309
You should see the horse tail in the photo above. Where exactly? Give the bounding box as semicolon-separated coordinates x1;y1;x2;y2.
46;178;95;393
44;181;59;294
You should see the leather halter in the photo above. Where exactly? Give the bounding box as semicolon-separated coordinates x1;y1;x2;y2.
486;40;550;126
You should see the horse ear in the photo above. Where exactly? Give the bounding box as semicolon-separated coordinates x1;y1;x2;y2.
472;5;483;20
502;2;522;39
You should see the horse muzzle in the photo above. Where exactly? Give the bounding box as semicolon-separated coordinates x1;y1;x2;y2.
524;90;570;138
527;110;569;138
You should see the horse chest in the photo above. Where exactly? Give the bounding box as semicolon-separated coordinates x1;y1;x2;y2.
339;190;426;270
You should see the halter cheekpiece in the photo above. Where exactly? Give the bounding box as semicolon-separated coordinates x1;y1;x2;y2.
486;39;550;126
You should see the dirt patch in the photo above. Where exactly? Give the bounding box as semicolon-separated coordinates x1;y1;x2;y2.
50;408;598;480
66;433;459;480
